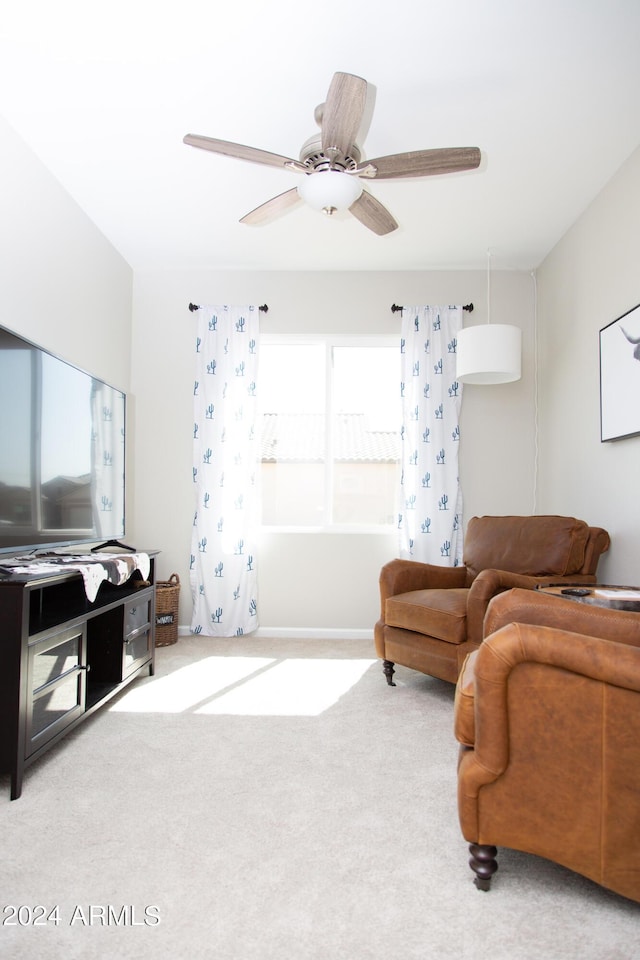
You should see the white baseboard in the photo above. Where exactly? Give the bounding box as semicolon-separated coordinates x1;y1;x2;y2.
178;625;373;641
255;627;373;641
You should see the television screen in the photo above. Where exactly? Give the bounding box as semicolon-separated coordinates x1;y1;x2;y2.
0;325;126;555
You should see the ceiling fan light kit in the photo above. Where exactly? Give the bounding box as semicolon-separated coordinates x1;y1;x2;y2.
297;170;363;214
183;71;482;235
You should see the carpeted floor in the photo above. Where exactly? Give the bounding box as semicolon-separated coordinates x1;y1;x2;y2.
1;635;638;960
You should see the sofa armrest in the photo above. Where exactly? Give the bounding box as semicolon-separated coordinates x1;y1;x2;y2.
484;587;640;647
378;559;468;614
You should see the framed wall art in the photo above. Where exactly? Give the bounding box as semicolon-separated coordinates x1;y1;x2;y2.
600;303;640;441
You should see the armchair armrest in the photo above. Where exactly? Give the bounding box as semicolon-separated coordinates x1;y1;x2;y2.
460;621;640;770
466;568;599;645
465;569;540;644
378;558;467;616
485;587;640;647
582;526;611;574
456;621;640;833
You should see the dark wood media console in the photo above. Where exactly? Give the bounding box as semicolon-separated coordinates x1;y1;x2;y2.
0;554;157;800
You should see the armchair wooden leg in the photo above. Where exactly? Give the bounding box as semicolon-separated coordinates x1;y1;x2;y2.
382;660;396;686
469;843;498;891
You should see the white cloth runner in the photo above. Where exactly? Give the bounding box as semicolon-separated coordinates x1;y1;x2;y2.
1;553;151;602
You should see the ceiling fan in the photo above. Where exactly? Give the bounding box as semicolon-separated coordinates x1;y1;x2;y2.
183;72;481;236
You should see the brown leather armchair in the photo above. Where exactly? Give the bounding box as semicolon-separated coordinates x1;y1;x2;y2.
374;515;610;685
455;588;640;903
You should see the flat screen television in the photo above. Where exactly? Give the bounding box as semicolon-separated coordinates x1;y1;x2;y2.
0;324;127;556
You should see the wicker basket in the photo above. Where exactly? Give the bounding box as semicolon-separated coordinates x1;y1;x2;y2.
155;573;180;646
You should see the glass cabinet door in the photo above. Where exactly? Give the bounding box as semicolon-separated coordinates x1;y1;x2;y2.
123;629;152;679
27;625;86;755
125;598;151;635
122;598;152;679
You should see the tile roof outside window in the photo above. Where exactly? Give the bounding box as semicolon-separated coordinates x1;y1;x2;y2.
261;412;400;463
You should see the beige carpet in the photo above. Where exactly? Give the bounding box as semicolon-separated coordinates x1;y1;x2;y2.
1;634;638;960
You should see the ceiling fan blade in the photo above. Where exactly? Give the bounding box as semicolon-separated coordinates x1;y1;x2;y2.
239;188;303;226
183;135;305;172
349;190;398;236
358;147;481;180
321;72;368;161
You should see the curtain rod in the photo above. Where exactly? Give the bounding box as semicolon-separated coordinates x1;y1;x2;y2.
188;303;269;313
391;303;473;314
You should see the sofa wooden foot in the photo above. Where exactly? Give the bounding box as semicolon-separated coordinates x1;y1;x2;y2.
382;660;396;686
469;843;498;891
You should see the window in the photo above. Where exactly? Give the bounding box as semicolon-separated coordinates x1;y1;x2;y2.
259;337;400;529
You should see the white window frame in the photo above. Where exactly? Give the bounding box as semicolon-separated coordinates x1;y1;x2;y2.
259;333;400;534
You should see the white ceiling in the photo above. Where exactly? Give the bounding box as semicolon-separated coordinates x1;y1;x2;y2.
1;0;639;273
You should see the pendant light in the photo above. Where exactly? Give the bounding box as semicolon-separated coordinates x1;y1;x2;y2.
456;250;522;384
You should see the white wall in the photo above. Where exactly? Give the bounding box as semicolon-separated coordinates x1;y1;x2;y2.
131;269;536;633
0;117;133;390
0;117;134;545
536;145;640;584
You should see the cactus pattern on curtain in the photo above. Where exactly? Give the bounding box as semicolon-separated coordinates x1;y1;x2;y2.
90;380;125;539
190;305;260;636
398;305;464;565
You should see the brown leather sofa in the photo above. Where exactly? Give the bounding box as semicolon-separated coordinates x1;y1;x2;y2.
455;588;640;903
374;515;610;685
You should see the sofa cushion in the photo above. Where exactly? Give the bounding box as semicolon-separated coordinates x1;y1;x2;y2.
385;588;469;644
463;515;590;581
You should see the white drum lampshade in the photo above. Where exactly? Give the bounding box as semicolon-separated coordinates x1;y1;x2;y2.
456;323;522;384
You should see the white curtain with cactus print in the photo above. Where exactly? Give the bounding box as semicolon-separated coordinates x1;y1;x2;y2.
190;305;260;636
398;305;464;565
90;379;126;540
